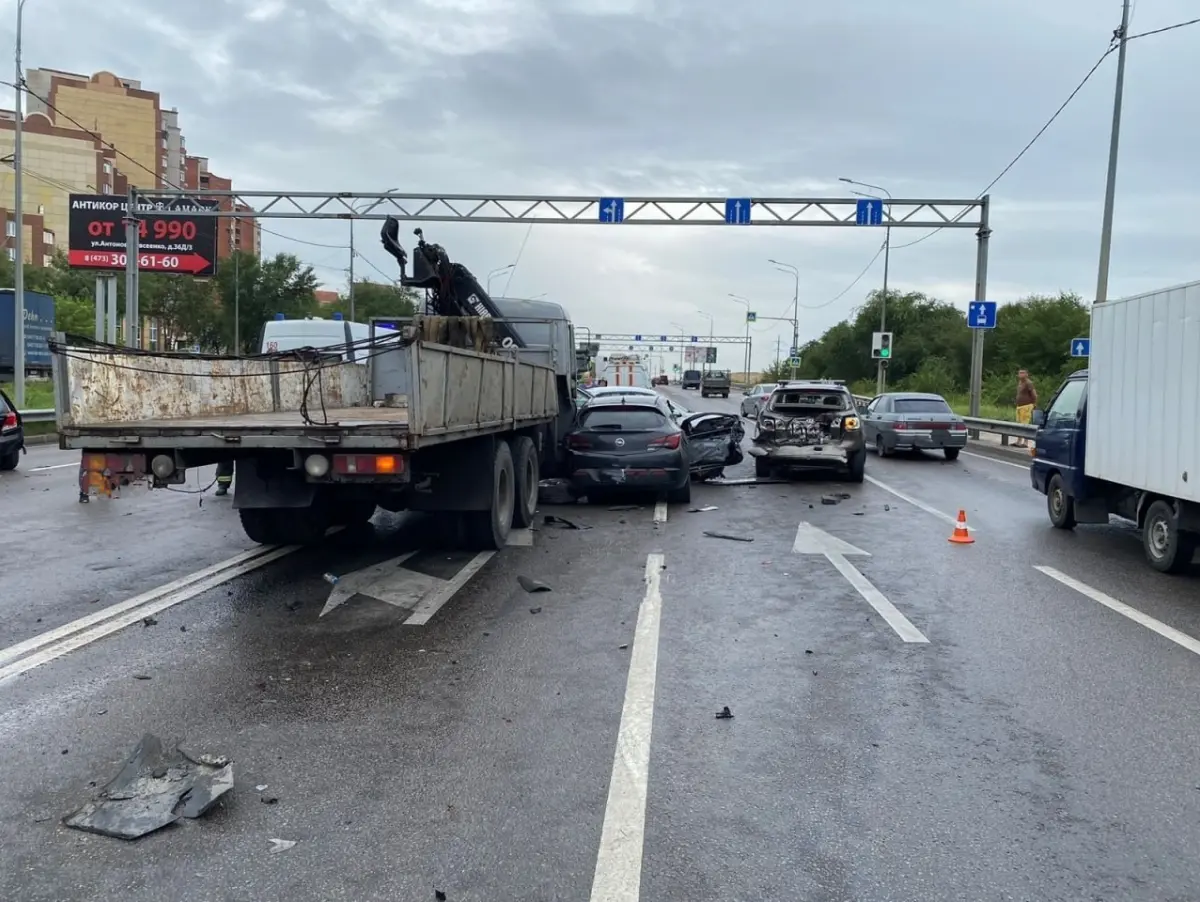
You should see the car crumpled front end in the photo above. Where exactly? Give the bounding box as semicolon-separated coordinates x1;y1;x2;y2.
750;408;860;467
680;413;745;480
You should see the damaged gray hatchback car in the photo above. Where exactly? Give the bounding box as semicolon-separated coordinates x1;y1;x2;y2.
748;381;867;482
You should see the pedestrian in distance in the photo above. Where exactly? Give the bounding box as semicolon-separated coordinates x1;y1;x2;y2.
214;460;233;496
1014;369;1037;447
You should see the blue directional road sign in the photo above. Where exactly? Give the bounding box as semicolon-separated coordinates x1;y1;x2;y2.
855;198;884;225
724;198;752;224
789;346;798;357
968;301;997;330
659;335;667;342
634;334;642;341
691;336;699;343
1070;338;1090;358
598;197;624;223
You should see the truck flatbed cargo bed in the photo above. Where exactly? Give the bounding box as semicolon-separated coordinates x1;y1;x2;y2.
72;407;410;432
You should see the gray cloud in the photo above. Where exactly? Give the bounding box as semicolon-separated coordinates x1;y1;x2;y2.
3;0;1196;368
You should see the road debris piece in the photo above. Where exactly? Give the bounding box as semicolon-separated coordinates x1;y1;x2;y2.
435;891;448;901
518;576;552;593
322;572;340;586
687;506;719;513
607;504;641;511
142;616;158;627
715;706;734;720
703;531;753;543
261;795;279;805
708;476;788;486
132;674;152;681
543;514;591;530
821;494;840;505
62;733;234;840
618;644;629;650
529;606;543;615
269;838;296;853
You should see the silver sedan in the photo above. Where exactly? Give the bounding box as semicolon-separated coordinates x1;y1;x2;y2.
739;383;776;418
859;391;969;460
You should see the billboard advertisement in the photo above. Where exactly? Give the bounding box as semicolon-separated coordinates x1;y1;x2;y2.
67;194;220;277
0;290;55;370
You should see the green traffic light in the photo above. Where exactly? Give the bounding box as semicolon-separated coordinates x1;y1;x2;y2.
879;348;890;358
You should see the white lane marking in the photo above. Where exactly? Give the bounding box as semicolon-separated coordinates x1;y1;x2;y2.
960;449;1029;470
792;523;928;644
320;551;421;616
864;474;975;532
0;545;294;670
590;553;664;902
1035;566;1200;657
28;462;77;472
403;551;494;626
508;527;534;546
653;501;668;523
0;545;298;684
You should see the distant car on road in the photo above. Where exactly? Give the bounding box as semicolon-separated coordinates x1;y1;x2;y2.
681;369;702;390
739;382;777;418
565;394;691;503
749;380;866;481
652;374;669;386
859;392;968;460
0;389;25;471
700;370;731;399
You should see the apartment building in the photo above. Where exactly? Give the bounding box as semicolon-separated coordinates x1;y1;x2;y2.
185;155;260;258
0;108;121;264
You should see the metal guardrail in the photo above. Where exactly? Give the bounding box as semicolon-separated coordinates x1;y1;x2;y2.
848;395;1036;447
18;409;56;423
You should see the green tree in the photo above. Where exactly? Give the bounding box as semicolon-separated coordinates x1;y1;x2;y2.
214;251;320;353
139;275;221;351
325;278;419;321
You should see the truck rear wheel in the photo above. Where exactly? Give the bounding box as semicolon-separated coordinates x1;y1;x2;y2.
238;506;329;546
465;440;515;550
510;436;539;529
1143;499;1196;574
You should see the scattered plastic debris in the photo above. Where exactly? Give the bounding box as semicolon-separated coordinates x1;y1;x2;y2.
132;674;152;681
142;616;158;627
687;505;719;513
821;494;840;505
715;706;734;720
322;573;340;586
269;838;296;853
703;531;753;543
518;576;552;593
529;607;542;615
62;733;234;840
256;784;269;792
543;514;590;530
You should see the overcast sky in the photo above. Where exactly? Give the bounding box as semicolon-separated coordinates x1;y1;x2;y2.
2;0;1196;368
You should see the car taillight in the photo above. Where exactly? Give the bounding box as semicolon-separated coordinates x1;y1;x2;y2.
649;433;680;450
567;434;592;450
951;422;967;431
893;422;907;430
1;411;16;431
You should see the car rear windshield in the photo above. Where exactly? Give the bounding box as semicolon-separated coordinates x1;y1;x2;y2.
582;407;669;429
893;398;952;414
770;391;851;412
706;371;729;378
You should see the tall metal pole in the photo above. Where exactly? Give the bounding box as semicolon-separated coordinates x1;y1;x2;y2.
123;186;139;346
233;251;240;353
968;195;992;417
878;224;891;394
348;219;355;321
1094;0;1131;304
11;0;25;406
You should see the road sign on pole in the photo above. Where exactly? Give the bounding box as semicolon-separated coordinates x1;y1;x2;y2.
633;334;642;341
855;198;884;226
967;301;997;329
1070;338;1090;357
746;311;757;323
787;356;801;367
690;335;699;343
658;334;667;342
724;198;751;224
598;197;625;223
789;346;798;357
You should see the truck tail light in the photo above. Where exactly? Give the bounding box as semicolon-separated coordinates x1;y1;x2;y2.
648;433;680;450
333;454;404;475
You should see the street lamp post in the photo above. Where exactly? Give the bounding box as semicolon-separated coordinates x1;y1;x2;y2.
727;293;753;381
695;309;713;370
670;320;687;377
840;177;892;393
487;264;515;295
767;259;799;378
11;0;27;407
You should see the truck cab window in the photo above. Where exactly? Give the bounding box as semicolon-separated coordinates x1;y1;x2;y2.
1045;380;1086;428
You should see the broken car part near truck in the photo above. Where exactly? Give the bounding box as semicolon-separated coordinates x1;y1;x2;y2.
748;381;867;483
53;221;580;551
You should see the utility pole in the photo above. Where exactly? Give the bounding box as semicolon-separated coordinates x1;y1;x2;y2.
768;260;800;378
233;251;240;353
348;219;355;322
123;186;139;347
1095;0;1131;304
11;0;25;406
839;179;892;393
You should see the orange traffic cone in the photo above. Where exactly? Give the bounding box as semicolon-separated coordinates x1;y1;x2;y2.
948;509;974;544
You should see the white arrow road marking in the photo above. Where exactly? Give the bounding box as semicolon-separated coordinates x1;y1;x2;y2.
404;552;495;626
590;553;665;902
320;551;424;616
792;522;928;644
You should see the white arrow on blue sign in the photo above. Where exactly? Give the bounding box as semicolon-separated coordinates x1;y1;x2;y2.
659;335;667;342
598;197;624;223
967;301;997;330
1070;338;1090;357
855;198;884;225
724;198;752;224
634;334;642;341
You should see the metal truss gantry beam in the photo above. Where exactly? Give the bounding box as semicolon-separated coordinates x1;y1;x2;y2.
136;189;986;229
593;334;748;345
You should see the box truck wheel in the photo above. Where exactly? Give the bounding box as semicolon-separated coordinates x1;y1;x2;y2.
238;506;328;546
1142;500;1196;574
465;440;515;550
1046;474;1076;530
510;436;539;529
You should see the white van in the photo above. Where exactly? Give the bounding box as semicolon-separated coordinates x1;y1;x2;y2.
598;354;651;389
259;314;393;363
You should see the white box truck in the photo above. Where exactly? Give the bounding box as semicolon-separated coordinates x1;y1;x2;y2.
1029;279;1200;572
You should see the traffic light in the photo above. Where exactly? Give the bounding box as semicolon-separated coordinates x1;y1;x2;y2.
871;331;893;359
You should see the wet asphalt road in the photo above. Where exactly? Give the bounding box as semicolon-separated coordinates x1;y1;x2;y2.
3;401;1200;902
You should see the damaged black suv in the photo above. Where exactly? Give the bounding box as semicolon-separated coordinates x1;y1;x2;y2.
748;380;867;482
